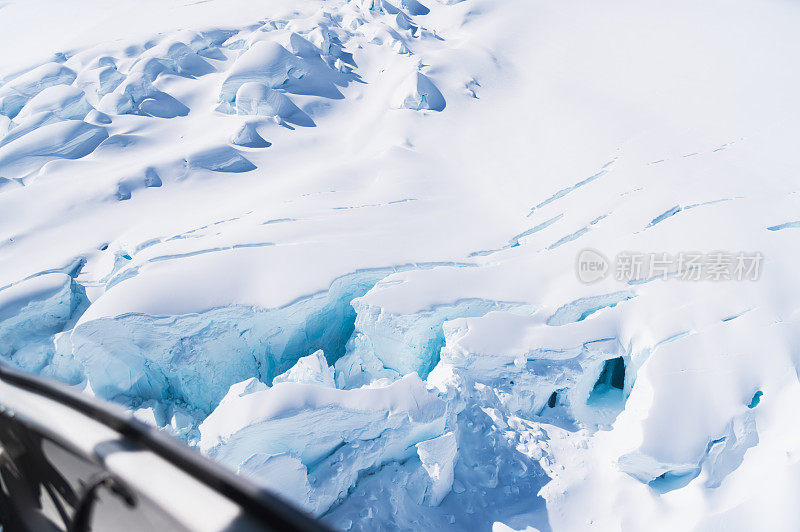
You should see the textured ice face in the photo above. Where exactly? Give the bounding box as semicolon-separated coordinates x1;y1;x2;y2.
0;273;87;373
199;374;449;514
62;269;388;414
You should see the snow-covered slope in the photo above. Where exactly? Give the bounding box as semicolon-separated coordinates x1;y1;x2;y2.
2;0;800;529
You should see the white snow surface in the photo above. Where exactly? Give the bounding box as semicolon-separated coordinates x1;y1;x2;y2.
2;0;800;529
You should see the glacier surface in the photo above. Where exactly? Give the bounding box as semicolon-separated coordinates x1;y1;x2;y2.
2;0;800;530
